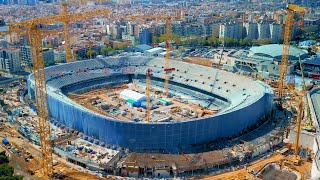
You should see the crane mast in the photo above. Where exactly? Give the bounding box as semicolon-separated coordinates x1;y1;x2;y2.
277;4;305;106
298;56;314;131
278;10;293;104
29;28;53;176
61;3;73;63
58;0;112;62
146;68;152;122
122;14;176;96
164;17;172;96
1;8;112;177
293;98;303;164
164;40;170;96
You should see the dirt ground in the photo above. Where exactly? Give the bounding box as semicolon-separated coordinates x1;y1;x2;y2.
68;83;215;122
196;153;311;180
0;121;110;180
63;172;111;180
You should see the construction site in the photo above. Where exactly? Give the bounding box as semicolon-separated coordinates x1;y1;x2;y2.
68;81;219;122
0;2;319;180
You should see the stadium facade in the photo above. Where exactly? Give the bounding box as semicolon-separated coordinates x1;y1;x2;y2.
27;55;274;153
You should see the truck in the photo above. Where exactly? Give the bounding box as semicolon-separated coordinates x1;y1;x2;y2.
2;138;9;146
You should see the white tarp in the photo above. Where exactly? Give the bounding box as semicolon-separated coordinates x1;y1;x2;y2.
119;89;146;102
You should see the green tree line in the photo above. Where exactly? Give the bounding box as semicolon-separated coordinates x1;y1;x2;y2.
0;151;23;180
153;33;273;47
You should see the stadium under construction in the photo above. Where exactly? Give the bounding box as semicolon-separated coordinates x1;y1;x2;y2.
27;55;274;153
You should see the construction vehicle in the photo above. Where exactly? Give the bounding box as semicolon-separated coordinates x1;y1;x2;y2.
170;106;181;113
197;109;215;118
145;68;152;122
0;8;111;177
277;4;305;107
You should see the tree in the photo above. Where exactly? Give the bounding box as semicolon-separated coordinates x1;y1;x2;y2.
222;38;239;47
45;44;53;49
239;37;253;46
158;33;182;43
0;164;14;177
115;44;127;50
295;28;305;37
72;53;79;60
54;57;64;64
0;176;23;180
207;37;220;47
86;50;97;59
0;155;8;164
0;152;23;180
310;35;317;40
307;47;316;56
303;25;320;34
252;38;272;45
153;36;159;43
194;37;206;46
101;47;113;56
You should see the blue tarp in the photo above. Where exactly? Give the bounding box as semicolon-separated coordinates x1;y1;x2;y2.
29;103;37;113
2;138;9;145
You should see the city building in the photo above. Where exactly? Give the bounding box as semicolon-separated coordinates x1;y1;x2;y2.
244;22;258;40
42;48;55;66
303;56;320;77
20;46;55;67
257;20;270;39
20;46;32;67
219;21;243;40
298;40;316;47
0;48;21;73
304;18;320;27
122;32;135;46
54;50;66;63
184;23;205;37
139;29;152;46
269;23;282;43
226;44;308;76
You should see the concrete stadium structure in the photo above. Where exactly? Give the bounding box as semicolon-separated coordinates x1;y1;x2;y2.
225;44;308;76
248;44;308;61
27;55;274;153
309;88;320;179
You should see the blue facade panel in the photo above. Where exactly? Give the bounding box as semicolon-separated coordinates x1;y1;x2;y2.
37;88;272;153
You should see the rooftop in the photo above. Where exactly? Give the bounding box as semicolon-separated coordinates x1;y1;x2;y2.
133;44;153;52
304;57;320;66
248;44;308;60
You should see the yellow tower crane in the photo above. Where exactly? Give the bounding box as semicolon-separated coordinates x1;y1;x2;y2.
123;14;178;96
0;8;111;177
280;71;308;165
145;68;152;122
277;4;305;106
57;0;111;62
298;55;315;131
164;16;173;96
